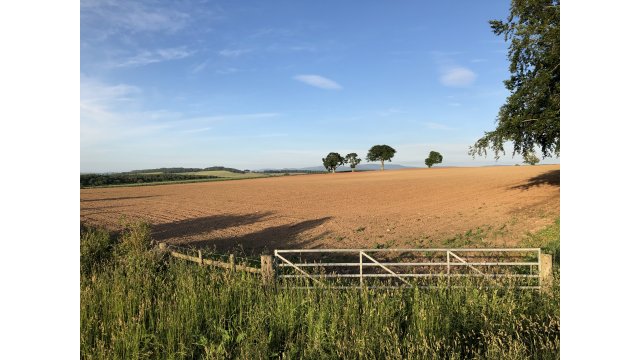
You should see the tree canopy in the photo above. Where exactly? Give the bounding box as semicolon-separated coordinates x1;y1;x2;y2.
322;152;344;173
366;145;396;171
469;0;560;160
425;151;443;168
522;151;540;165
344;153;361;172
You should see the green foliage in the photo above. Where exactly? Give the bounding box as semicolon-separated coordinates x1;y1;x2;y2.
523;151;540;165
81;223;559;359
525;218;560;265
322;152;345;173
470;0;560;160
366;145;396;171
80;225;116;276
425;151;443;168
344;153;361;171
80;173;220;187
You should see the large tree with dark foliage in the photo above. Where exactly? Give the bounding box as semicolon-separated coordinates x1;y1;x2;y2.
344;153;361;172
470;0;560;160
322;152;344;173
425;151;443;168
366;145;396;171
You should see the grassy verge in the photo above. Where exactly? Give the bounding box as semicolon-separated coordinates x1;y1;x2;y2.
81;222;560;359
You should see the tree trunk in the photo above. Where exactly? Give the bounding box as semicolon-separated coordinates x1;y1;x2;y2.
381;160;385;171
351;168;354;172
332;168;335;174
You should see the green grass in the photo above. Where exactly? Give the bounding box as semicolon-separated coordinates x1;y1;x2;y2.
524;218;560;265
81;222;560;359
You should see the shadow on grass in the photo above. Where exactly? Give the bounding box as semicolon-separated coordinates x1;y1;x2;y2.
511;170;560;190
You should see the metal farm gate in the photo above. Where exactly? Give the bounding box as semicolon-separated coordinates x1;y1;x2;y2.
274;248;547;290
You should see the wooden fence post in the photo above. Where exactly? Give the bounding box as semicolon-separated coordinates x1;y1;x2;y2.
198;250;203;266
229;254;236;273
540;253;553;293
158;242;167;250
261;255;275;286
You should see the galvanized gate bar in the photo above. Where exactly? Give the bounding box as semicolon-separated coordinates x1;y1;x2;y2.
274;250;324;286
278;262;539;267
361;251;413;287
448;251;486;275
275;248;539;253
273;248;541;290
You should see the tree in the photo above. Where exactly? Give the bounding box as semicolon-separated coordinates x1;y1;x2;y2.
522;151;540;165
469;0;559;160
425;151;443;168
366;145;396;171
322;152;344;173
344;153;361;172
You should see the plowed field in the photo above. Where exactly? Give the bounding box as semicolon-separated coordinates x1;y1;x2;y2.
80;165;560;254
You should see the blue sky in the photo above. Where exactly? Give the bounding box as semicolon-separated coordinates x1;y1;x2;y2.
80;0;559;172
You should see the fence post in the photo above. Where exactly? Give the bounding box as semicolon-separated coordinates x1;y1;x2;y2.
261;255;275;287
447;251;451;289
359;251;363;289
158;242;167;251
198;250;203;266
539;253;553;293
229;254;236;273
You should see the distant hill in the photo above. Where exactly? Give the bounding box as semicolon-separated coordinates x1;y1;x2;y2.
125;166;245;174
258;164;417;172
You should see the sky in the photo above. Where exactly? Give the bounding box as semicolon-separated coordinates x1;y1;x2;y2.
80;0;560;172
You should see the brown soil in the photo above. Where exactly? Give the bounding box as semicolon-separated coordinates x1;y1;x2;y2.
80;165;560;255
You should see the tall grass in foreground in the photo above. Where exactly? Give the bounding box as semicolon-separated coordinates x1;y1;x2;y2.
81;222;559;359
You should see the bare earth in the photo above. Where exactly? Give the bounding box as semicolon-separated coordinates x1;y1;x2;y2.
80;165;559;254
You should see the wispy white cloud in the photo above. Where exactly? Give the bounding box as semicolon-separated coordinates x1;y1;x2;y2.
219;49;252;57
120;47;193;67
440;67;477;87
191;60;209;74
81;0;191;34
81;76;282;150
294;74;342;90
184;113;281;123
112;47;194;68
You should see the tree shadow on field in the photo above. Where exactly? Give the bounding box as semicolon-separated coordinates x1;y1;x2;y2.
186;216;333;256
80;195;161;202
510;170;560;190
152;212;275;241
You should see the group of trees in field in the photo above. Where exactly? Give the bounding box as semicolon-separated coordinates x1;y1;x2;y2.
322;145;397;173
322;145;445;173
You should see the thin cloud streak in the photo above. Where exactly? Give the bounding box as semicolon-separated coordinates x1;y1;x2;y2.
294;74;342;90
112;47;194;68
219;49;252;57
81;0;191;35
440;67;477;87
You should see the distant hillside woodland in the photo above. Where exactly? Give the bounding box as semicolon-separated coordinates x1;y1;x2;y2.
80;173;221;187
124;166;245;174
80;166;246;187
